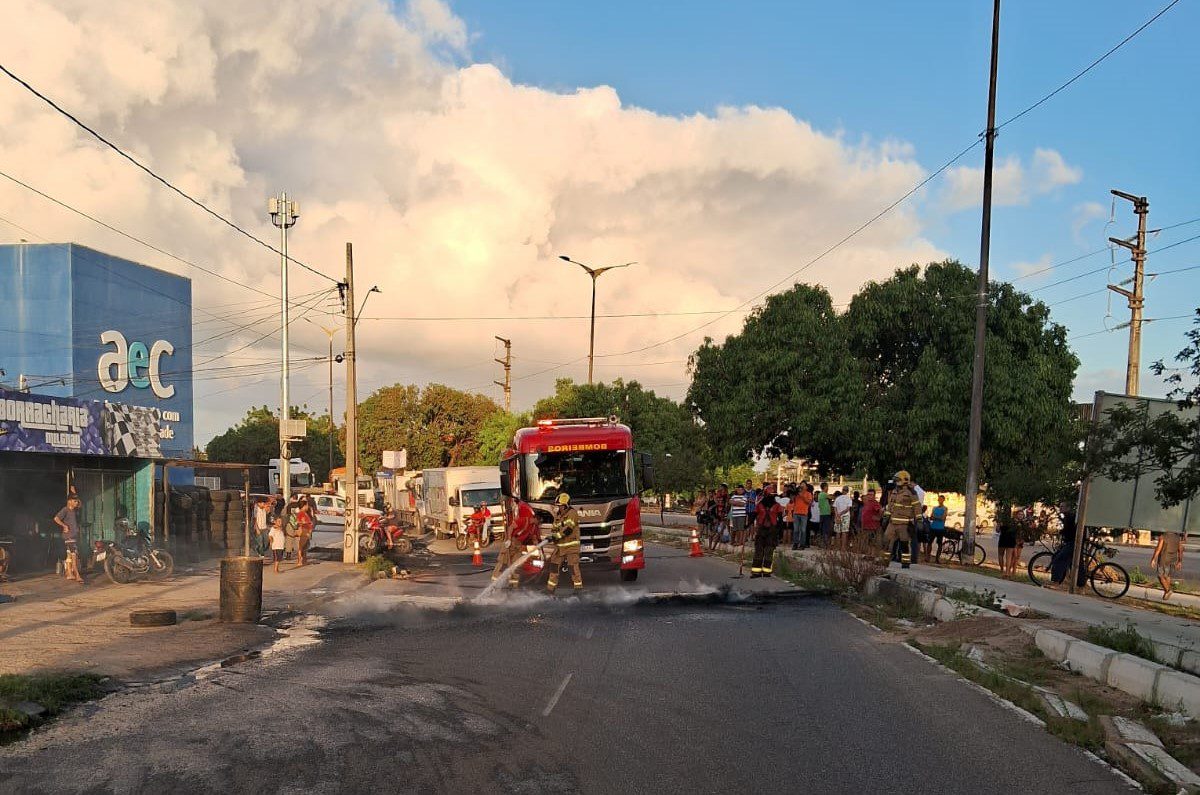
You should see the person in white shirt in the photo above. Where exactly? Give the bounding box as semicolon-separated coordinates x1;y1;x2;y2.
833;489;854;549
268;517;287;574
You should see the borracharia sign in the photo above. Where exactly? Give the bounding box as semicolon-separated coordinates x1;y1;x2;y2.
0;388;180;458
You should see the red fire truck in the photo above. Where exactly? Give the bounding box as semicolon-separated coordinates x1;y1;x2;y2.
499;416;653;582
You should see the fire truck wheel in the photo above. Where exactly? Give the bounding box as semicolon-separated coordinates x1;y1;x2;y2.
620;569;639;583
130;609;177;627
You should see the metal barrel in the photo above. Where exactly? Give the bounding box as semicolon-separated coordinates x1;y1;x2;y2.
219;556;264;623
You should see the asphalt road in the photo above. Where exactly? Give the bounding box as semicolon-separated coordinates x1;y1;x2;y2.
0;544;1132;794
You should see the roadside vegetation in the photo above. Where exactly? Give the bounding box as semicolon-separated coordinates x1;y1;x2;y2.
0;673;107;742
1085;622;1159;663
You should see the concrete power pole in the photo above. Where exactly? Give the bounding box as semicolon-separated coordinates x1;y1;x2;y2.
962;0;1001;558
494;336;512;411
1107;190;1149;396
269;193;299;503
342;243;360;565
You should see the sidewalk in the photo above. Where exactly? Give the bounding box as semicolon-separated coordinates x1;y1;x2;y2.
0;558;364;679
875;557;1200;650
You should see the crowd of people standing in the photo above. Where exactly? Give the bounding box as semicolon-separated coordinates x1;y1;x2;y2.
253;493;315;573
694;475;962;573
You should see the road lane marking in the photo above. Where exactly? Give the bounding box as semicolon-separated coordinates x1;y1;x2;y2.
542;672;573;717
586;624;595;639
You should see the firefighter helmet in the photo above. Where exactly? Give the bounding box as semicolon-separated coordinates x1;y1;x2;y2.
894;470;912;485
555;493;572;506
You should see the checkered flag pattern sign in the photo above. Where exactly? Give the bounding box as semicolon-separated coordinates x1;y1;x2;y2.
104;402;163;458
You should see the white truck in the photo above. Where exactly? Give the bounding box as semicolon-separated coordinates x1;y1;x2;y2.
268;458;314;492
422;466;505;541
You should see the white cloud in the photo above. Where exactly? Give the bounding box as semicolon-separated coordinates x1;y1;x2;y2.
1009;253;1052;281
939;147;1082;212
0;0;946;443
1072;200;1108;246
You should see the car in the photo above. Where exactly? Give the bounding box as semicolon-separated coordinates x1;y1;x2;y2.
309;494;380;550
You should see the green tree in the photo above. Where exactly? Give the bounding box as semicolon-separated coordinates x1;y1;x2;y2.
205;405;343;483
842;260;1078;504
533;378;710;494
353;383;501;473
686;284;863;471
467;410;532;467
1093;309;1200;507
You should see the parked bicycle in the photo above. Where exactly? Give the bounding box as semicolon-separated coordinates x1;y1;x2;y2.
1027;530;1129;599
934;529;986;566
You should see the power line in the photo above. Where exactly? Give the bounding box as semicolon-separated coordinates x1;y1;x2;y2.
1069;313;1195;341
996;0;1183;130
0;167;281;301
0;62;340;285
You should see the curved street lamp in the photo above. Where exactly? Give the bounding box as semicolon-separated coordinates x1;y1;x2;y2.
558;255;635;384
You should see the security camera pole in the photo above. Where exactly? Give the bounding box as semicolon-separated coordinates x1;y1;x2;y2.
269;192;300;504
558;256;635;384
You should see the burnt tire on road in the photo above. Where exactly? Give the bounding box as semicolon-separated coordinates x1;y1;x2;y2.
129;609;177;627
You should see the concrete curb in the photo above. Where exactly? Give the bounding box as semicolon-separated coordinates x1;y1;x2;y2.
1032;628;1200;716
1101;715;1200;793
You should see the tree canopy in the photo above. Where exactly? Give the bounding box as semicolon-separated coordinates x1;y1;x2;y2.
352;383;500;473
843;261;1078;503
205;406;343;483
685;261;1079;504
687;284;862;471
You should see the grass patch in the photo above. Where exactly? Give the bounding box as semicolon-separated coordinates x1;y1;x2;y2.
1085;622;1158;663
1130;566;1151;586
362;554;394;578
775;554;840;592
0;673;107;740
915;642;1106;751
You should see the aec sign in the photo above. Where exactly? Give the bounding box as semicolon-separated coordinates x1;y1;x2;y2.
97;330;175;399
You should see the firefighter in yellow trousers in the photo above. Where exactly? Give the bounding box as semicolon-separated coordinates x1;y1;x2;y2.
547;493;583;593
883;470;922;569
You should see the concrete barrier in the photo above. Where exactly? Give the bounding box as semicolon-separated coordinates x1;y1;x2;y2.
1062;639;1118;680
1156;670;1200;717
1106;653;1168;703
1034;628;1077;661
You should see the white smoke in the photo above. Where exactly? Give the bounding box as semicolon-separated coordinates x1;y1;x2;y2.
0;0;945;442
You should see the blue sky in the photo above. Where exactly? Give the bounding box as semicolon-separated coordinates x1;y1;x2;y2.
451;0;1200;399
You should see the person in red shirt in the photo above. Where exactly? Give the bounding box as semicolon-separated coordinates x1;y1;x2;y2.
751;486;784;578
491;501;541;587
860;488;883;549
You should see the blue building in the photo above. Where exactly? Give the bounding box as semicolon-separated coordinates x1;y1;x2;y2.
0;243;193;572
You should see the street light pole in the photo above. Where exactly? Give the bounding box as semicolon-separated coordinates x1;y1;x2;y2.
269;192;299;503
558;255;635;384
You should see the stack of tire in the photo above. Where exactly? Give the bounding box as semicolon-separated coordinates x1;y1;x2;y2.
207;490;247;554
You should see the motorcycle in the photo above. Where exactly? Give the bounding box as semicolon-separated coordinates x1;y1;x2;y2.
93;520;174;584
455;514;497;551
358;513;414;556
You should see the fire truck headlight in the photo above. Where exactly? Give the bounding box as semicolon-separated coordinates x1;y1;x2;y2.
622;539;643;554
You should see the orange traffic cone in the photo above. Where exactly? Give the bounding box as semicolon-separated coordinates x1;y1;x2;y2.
471;539;484;567
689;528;704;558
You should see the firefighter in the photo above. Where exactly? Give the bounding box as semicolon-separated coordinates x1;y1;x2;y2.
546;493;583;593
492;499;541;587
750;485;784;578
883;470;921;568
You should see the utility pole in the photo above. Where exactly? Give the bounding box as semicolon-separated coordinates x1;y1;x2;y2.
342;243;359;565
963;0;1001;558
269;193;299;503
494;336;512;411
1107;190;1150;396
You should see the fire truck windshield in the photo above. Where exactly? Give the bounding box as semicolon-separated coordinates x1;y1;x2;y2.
523;450;633;503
